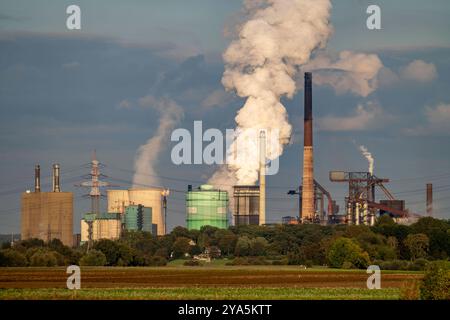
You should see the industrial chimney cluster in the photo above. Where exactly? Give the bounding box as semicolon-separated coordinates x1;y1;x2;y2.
19;73;427;247
21;164;73;246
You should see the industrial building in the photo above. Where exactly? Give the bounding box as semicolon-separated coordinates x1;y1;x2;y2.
124;205;157;234
21;164;73;246
107;188;166;235
80;212;122;242
233;185;260;225
282;216;299;225
186;184;228;230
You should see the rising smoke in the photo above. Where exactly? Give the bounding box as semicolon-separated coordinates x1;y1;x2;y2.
209;0;333;188
359;145;374;175
133;96;183;187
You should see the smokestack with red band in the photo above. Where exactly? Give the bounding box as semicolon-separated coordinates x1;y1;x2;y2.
426;183;433;216
34;164;40;193
301;72;315;222
52;164;60;192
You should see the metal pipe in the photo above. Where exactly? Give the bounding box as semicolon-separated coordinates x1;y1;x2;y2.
363;201;369;225
301;72;315;222
259;130;266;225
355;202;360;226
346;200;352;225
34;164;40;192
52;164;60;192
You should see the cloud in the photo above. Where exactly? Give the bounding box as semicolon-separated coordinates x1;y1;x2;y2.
61;61;80;69
304;51;384;97
201;88;235;109
0;13;27;21
117;99;132;109
317;101;384;131
400;60;437;82
133;95;184;187
404;103;450;136
425;103;450;127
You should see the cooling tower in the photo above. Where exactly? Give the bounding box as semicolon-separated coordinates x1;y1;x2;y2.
107;189;130;214
129;188;164;235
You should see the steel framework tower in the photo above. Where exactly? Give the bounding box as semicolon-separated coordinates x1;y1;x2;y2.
76;151;111;249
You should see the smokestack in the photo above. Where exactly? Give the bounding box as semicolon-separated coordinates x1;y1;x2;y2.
34;164;40;193
52;164;60;192
301;72;315;222
259;130;266;225
426;183;433;216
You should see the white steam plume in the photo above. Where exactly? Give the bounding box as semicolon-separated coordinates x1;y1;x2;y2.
359;145;374;175
304;51;384;97
209;0;333;188
133;96;183;187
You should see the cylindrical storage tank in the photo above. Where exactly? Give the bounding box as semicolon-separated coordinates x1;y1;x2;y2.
186;185;228;230
107;190;130;214
128;188;164;235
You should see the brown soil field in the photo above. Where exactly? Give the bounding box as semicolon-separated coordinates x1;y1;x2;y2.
0;267;422;289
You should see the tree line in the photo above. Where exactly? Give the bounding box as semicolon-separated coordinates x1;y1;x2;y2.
1;216;450;270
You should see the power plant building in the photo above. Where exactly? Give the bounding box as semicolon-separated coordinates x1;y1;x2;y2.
186;185;228;230
21;164;73;246
124;205;157;234
107;188;165;235
80;212;121;242
233;185;260;225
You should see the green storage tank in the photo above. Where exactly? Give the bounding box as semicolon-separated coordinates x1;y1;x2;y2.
186;184;229;230
124;205;154;233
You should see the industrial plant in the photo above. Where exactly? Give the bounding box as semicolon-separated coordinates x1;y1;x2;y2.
19;72;435;247
21;164;73;246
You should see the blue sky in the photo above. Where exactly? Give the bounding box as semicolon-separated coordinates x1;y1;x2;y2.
1;0;450;233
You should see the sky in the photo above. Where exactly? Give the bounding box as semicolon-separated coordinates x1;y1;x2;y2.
1;0;450;234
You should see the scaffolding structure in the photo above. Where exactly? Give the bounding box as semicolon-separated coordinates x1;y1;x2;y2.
329;171;404;225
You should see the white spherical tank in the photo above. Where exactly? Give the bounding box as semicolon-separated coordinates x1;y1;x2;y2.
128;188;164;235
107;190;130;214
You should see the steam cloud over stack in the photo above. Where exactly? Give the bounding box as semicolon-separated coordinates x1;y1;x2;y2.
209;0;333;189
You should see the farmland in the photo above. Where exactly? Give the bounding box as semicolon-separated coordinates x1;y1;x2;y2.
0;266;422;300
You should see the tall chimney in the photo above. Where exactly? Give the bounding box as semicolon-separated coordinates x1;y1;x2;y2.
34;164;41;192
426;183;433;216
301;72;315;222
259;130;266;225
52;164;60;192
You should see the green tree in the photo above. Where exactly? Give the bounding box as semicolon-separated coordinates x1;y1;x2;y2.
94;239;133;266
171;226;191;239
0;249;28;267
215;230;238;256
411;217;450;259
172;237;191;259
79;249;107;266
404;233;429;260
420;261;450;300
326;237;370;269
234;236;251;256
250;237;268;256
29;250;58;267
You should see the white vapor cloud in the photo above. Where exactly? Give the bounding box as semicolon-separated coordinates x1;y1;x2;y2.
400;60;437;83
201;88;234;109
133;96;184;187
404;103;450;136
304;51;384;97
317;101;383;131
